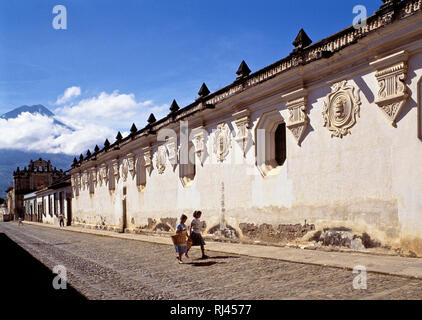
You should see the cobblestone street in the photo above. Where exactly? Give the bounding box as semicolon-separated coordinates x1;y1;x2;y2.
1;222;422;300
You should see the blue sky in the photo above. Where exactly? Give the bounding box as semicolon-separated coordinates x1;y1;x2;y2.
0;0;381;155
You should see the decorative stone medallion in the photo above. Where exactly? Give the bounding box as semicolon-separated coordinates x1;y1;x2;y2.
213;123;232;162
323;80;361;138
155;146;167;174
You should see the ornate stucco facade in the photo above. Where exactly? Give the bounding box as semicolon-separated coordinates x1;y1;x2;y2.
11;158;66;219
70;1;422;254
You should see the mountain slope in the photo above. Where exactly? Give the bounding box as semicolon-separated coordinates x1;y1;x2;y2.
0;104;73;130
0;104;77;198
1;105;54;119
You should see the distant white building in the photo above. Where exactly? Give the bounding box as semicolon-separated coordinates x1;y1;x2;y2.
23;176;72;226
0;204;8;222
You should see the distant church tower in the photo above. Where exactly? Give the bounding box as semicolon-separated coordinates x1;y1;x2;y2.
12;158;65;219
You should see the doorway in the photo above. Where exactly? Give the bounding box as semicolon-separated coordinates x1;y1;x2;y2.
121;187;127;233
66;198;72;226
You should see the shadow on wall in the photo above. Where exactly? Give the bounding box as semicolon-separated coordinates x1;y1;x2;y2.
395;68;418;125
354;76;374;104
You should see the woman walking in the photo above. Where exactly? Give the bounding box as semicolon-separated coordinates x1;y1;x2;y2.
174;214;189;264
187;211;209;259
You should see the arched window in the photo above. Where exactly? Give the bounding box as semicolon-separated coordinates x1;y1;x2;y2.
179;141;196;187
255;110;287;177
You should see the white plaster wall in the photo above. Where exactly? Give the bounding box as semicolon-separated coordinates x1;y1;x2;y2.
71;51;422;252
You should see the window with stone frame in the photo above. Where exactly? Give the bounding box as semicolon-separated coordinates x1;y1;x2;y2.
179;141;196;187
255;110;287;177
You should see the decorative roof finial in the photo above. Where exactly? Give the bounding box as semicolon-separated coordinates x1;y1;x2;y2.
198;83;210;98
147;113;156;125
94;145;100;153
79;154;84;162
236;60;251;80
130;123;138;135
292;29;312;52
169;100;180;114
115;131;123;142
73;157;78;166
86;150;91;158
104;139;110;149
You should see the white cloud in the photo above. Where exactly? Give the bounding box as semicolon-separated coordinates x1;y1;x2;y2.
56;86;81;105
0;89;169;155
55;90;168;131
0;112;115;155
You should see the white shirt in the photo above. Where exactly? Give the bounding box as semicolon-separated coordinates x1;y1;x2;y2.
191;218;201;234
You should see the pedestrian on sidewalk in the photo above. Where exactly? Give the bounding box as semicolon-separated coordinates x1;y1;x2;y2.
59;213;65;227
18;217;23;226
186;211;209;260
174;214;189;264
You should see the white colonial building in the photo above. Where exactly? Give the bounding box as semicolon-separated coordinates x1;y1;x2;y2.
23;176;72;225
70;0;422;255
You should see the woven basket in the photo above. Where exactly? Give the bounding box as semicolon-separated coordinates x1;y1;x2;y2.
171;233;187;245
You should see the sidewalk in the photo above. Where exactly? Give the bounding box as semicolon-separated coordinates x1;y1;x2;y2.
19;221;422;279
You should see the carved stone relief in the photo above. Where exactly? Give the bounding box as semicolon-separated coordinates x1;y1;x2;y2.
323;80;361;138
213;123;232;162
127;154;135;178
233;109;251;157
166;140;178;168
286;97;308;145
89;168;97;187
155;145;167;174
112;159;120;183
77;173;81;190
81;171;88;190
71;174;79;194
143;147;152;174
98;165;106;186
193;131;206;164
121;158;129;182
373;57;408;127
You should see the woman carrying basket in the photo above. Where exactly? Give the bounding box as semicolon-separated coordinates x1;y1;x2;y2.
174;214;189;264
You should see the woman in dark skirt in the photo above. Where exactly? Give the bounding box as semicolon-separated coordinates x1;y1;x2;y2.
187;211;208;259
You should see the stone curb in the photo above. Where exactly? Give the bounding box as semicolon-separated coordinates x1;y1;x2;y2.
15;221;422;280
